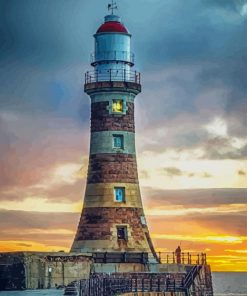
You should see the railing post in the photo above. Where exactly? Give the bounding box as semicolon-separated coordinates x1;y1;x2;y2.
88;277;91;296
96;70;98;82
158;252;161;263
124;69;126;82
166;278;169;291
158;277;161;292
109;69;112;81
103;278;106;296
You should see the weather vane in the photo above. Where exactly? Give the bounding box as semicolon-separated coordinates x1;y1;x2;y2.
108;0;118;15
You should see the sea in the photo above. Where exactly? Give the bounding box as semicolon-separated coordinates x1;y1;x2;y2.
0;272;246;296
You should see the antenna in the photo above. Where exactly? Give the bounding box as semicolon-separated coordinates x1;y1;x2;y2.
108;0;118;15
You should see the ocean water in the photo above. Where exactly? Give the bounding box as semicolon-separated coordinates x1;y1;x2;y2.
212;272;247;295
0;272;246;295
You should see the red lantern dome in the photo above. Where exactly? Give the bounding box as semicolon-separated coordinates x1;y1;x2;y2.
97;21;128;34
96;15;129;34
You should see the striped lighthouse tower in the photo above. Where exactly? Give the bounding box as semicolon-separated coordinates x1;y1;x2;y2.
71;6;155;257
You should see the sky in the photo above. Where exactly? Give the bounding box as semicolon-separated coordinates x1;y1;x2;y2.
0;0;247;272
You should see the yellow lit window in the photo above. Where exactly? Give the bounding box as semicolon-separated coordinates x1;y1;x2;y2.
112;100;123;113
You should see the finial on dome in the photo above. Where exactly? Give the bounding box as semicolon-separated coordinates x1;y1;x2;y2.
108;0;118;15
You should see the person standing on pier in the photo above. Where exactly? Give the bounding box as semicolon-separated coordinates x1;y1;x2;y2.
175;246;181;264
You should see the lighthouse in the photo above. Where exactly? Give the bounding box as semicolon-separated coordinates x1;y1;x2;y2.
0;4;214;293
71;4;156;257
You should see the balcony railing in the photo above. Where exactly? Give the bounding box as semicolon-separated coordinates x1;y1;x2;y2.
91;51;134;65
85;69;141;84
157;252;207;265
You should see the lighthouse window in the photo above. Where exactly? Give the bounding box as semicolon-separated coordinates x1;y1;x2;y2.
114;187;125;202
112;100;123;113
113;135;124;149
117;226;128;240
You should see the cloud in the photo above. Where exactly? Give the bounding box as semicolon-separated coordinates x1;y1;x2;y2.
0;209;78;230
152;233;247;245
205;117;228;138
0;109;89;204
225;249;247;254
142;188;247;207
241;3;247;15
238;170;246;176
16;243;33;247
202;137;247;160
161;167;212;178
162;167;183;177
1;0;246;169
203;0;247;12
148;212;247;237
0;0;94;66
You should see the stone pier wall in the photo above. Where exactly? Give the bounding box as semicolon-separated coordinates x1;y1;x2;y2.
0;252;92;290
0;252;213;295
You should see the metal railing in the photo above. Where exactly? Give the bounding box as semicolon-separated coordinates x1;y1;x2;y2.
65;268;213;296
42;252;206;265
62;252;212;296
85;69;141;84
76;273;186;296
157;252;207;265
73;268;210;296
183;265;202;290
91;51;134;65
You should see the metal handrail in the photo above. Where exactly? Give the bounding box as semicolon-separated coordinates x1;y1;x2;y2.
85;69;141;84
157;252;207;265
75;273;194;296
183;265;202;289
43;252;206;265
91;51;134;64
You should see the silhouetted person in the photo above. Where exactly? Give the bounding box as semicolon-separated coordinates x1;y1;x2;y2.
175;246;181;264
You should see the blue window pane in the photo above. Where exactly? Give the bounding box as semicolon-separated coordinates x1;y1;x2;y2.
114;187;125;202
113;135;124;149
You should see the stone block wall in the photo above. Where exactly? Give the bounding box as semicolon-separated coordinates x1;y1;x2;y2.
91;101;135;132
72;207;151;252
0;252;214;295
88;153;138;184
0;252;92;290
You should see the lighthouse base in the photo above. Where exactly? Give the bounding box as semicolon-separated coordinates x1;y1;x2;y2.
0;251;213;295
